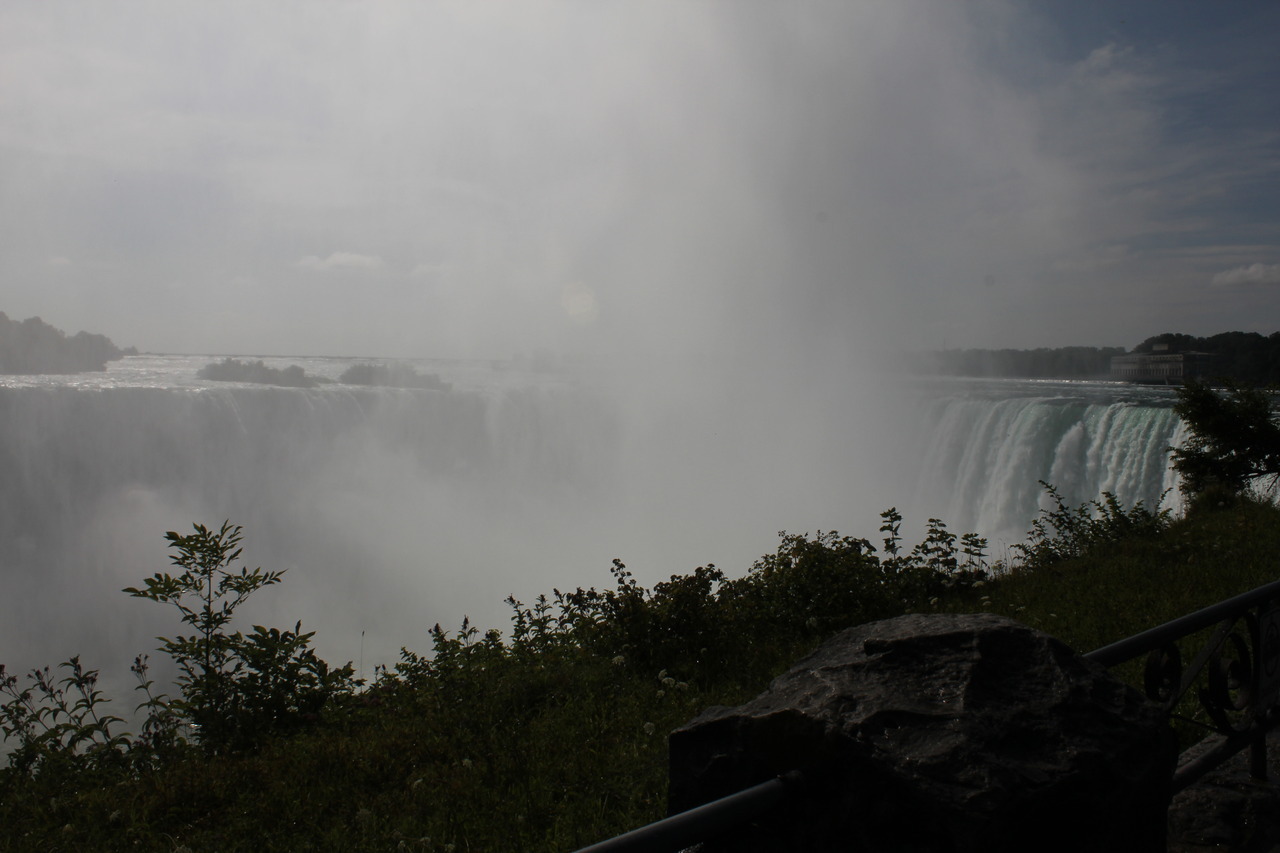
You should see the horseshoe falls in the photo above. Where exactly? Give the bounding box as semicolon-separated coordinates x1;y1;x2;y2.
0;359;1185;685
903;381;1184;548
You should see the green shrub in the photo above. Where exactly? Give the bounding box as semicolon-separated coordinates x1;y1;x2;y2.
1011;482;1171;569
9;489;1251;851
124;521;355;753
0;657;130;780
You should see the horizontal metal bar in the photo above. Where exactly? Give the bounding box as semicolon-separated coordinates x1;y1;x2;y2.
1171;708;1280;792
569;770;806;853
1085;579;1280;668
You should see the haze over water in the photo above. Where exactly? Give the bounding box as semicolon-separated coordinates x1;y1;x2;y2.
0;3;1276;696
0;355;1182;697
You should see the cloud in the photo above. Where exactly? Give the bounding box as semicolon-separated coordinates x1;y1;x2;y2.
296;252;384;272
561;282;599;326
1212;262;1280;287
1051;244;1131;274
410;262;444;278
2;2;1276;356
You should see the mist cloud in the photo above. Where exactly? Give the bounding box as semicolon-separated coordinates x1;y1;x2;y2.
0;1;1275;355
1212;263;1280;287
297;252;385;272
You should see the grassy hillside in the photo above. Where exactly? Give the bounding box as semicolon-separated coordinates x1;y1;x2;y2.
3;498;1279;852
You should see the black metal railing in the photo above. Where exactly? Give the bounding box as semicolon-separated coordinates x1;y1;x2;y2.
1084;577;1280;791
569;770;806;853
572;579;1280;852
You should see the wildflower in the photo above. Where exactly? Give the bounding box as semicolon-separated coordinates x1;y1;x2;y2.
656;689;666;698
611;655;626;667
461;758;474;769
643;722;656;736
661;676;676;688
411;778;425;791
676;681;689;691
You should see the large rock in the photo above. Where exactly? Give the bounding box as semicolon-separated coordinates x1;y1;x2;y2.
669;613;1173;852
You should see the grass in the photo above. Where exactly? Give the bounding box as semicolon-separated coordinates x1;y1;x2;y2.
3;498;1280;852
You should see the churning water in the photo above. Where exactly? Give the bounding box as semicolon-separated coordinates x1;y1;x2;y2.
0;357;1184;688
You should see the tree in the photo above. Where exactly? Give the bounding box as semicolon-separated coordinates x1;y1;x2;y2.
125;522;354;752
1171;380;1280;502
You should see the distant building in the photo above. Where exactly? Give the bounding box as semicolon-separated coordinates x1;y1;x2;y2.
1110;348;1214;384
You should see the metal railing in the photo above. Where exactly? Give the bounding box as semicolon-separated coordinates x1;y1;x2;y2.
1084;577;1280;791
569;770;806;853
571;579;1280;852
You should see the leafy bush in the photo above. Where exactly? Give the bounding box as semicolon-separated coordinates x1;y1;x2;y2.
497;512;991;683
0;657;129;779
4;490;1210;851
1011;482;1172;569
1;521;355;800
124;522;355;753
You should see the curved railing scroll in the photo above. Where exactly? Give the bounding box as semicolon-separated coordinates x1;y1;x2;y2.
1085;578;1280;791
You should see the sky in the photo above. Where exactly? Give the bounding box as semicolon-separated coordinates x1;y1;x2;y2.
2;0;1278;360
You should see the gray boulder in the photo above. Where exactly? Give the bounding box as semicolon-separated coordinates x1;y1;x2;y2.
669;613;1173;852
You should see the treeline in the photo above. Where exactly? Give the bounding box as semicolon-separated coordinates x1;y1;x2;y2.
917;331;1280;383
338;362;449;390
197;358;450;391
1134;331;1280;385
913;346;1125;379
0;313;134;374
198;358;325;388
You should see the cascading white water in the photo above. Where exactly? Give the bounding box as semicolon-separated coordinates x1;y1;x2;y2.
905;380;1184;548
0;360;1188;692
0;361;624;685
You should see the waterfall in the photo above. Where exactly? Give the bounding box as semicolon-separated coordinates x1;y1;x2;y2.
907;388;1183;546
0;369;1186;685
0;379;621;679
